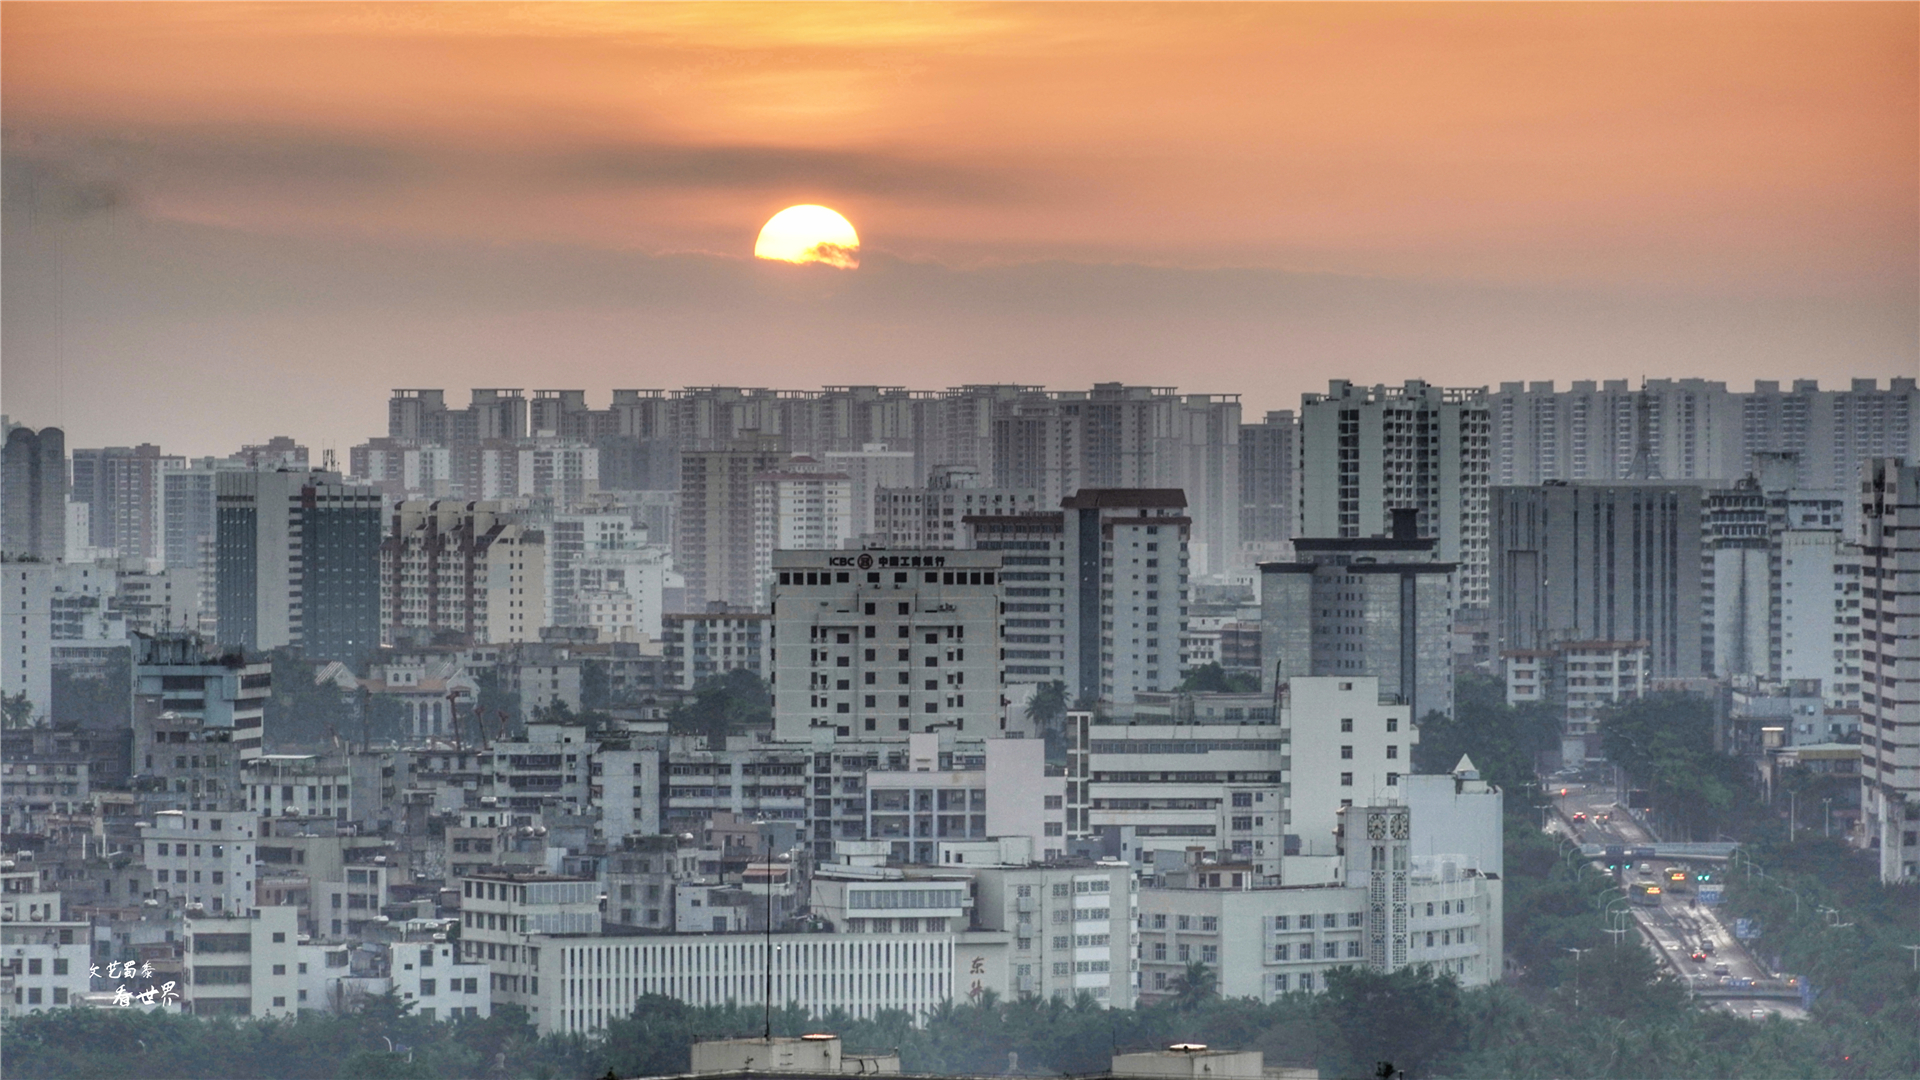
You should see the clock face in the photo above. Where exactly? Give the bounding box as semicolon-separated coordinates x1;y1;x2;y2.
1390;812;1410;839
1367;815;1387;840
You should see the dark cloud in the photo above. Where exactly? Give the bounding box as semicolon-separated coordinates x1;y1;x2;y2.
557;142;1033;202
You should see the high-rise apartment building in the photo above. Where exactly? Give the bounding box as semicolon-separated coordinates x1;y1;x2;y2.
70;443;181;562
751;467;853;602
1164;394;1242;575
1490;377;1917;491
1259;510;1455;721
678;439;789;609
2;425;66;562
215;470;382;665
1239;410;1295;560
877;467;1042;550
1743;379;1919;491
965;511;1068;685
662;606;769;689
381;501;546;646
1777;530;1861;710
1858;458;1918;883
1061;489;1191;705
768;549;1004;740
823;444;917;537
1297;380;1491;608
1490;482;1707;679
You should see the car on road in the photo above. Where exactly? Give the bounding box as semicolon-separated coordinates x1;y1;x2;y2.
1701;940;1716;954
1714;962;1730;977
1750;1008;1768;1020
1690;950;1707;962
1572;811;1587;823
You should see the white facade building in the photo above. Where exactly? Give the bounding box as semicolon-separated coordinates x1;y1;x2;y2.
969;861;1137;1006
1060;490;1193;705
752;469;855;603
1779;529;1863;711
769;550;1005;740
1281;678;1414;860
0;918;91;1017
182;906;299;1017
1858;459;1919;882
142;809;259;916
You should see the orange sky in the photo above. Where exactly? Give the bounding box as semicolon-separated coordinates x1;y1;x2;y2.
3;3;1915;454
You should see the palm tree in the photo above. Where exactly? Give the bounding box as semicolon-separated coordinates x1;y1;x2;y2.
1171;960;1217;1009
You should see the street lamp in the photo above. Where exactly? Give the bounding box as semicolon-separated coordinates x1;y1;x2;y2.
1822;798;1834;839
1565;947;1592;1011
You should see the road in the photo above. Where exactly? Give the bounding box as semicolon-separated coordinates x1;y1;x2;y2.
1543;782;1807;1021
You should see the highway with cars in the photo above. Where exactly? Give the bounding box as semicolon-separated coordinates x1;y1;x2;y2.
1544;775;1806;1021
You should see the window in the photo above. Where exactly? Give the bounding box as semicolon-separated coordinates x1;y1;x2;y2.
1300;973;1314;992
1176;915;1191;930
1340;772;1353;787
1347;941;1362;958
1274;915;1289;930
1385;745;1398;759
1151;914;1167;929
52;959;68;975
1200;916;1218;932
1273;973;1289;992
1201;945;1219;963
1177;944;1191;961
272;964;287;975
1347;912;1363;927
1274;944;1290;960
1323;942;1338;959
1323;913;1338;928
420;979;436;996
1340;718;1353;732
1386;718;1398;732
1340;745;1353;760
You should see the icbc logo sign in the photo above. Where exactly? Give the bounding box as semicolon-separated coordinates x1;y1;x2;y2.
856;553;873;570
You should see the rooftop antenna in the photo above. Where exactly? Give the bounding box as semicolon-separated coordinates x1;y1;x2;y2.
1627;384;1659;481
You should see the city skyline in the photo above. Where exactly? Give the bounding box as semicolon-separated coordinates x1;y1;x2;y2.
3;3;1914;457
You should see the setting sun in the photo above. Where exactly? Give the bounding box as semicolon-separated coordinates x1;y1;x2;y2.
754;205;860;269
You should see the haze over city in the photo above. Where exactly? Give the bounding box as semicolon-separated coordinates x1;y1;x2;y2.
2;6;1918;1080
4;2;1914;457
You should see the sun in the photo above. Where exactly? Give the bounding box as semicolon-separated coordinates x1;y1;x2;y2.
754;205;860;269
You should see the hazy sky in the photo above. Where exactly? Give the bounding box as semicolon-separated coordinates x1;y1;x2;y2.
3;2;1914;458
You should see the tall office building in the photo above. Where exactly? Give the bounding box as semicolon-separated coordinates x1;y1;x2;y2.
1061;489;1191;705
69;443;181;562
678;438;789;609
163;457;252;574
1239;410;1295;560
381;500;547;646
1490;482;1708;679
1297;380;1491;608
215;470;382;664
768;549;1005;740
1;425;66;561
1259;510;1456;722
1858;458;1918;883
